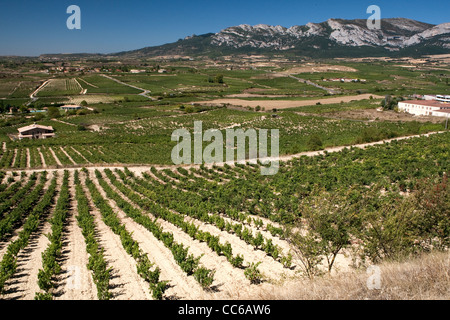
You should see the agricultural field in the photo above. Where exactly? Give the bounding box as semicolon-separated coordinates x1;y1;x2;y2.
77;75;142;95
0;54;449;301
0;105;445;169
292;61;450;96
35;78;83;97
0;132;448;300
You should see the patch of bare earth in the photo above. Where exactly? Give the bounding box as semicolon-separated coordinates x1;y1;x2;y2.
194;94;384;110
279;64;358;74
26;149;31;168
37;148;46;168
11;149;18;168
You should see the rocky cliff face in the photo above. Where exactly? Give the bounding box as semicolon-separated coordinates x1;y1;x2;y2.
114;18;450;58
210;18;449;51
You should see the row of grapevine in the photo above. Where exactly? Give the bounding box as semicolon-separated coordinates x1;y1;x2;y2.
73;170;112;300
128;169;288;264
0;179;25;203
105;169;245;269
0;174;38;219
0;149;15;168
0;173;45;241
156;166;283;235
92;169;216;289
0;173;57;294
35;170;70;299
29;147;43;168
83;170;169;299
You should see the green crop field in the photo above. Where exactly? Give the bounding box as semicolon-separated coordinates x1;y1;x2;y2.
78;75;142;94
293;61;450;96
36;78;82;97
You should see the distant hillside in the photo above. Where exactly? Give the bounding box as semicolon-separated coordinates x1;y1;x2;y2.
113;18;450;58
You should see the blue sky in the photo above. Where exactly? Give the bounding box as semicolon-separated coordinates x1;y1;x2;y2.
0;0;449;56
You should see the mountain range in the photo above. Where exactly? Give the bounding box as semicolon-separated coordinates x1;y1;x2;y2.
113;18;450;59
36;18;450;59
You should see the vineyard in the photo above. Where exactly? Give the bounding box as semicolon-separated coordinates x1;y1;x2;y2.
0;132;448;300
36;79;83;97
0;106;445;169
0;55;449;301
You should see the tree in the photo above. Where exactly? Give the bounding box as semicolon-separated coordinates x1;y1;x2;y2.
412;174;450;249
47;107;61;119
19;105;28;114
33;113;45;121
382;95;404;111
300;188;361;273
285;224;324;279
307;134;323;151
355;185;422;264
214;74;224;84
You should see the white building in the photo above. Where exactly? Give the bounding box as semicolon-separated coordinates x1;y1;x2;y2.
423;95;450;103
60;105;82;111
130;69;146;74
18;124;55;140
398;100;450;117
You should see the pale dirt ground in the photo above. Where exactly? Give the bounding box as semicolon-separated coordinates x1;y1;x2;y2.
10;149;17;168
68;95;117;105
279;64;358;74
26;149;31;168
36;147;46;168
89;170;204;300
226;93;288;98
80;172;152;300
194;94;384;110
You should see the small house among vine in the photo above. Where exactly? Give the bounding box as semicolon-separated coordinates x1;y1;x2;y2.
18;123;55;140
